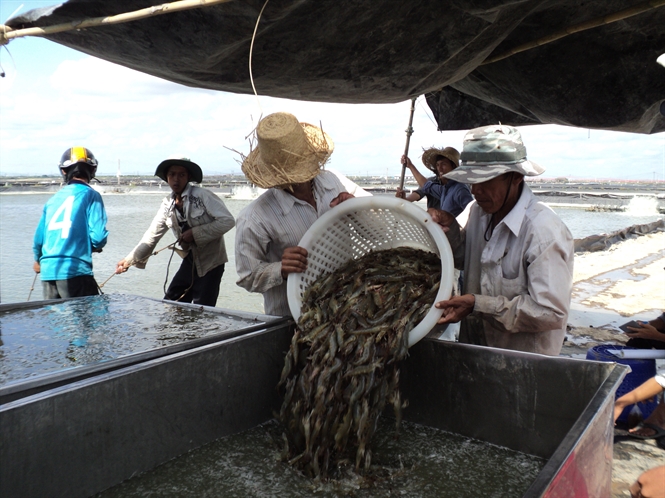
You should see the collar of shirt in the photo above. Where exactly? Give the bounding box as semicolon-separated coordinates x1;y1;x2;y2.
272;171;339;216
495;183;534;237
171;183;193;201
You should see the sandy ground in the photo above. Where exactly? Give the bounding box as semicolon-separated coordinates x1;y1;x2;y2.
561;231;665;497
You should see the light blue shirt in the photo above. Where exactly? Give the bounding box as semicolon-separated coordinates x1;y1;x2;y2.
33;181;108;281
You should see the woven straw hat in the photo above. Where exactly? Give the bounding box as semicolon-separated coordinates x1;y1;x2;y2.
241;112;334;189
421;146;460;173
444;125;544;185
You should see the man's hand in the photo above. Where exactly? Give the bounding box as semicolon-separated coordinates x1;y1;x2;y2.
330;192;355;208
626;322;665;343
428;208;456;232
33;261;40;273
179;229;195;244
401;155;415;170
115;259;131;274
435;294;475;324
281;246;308;278
395;188;407;199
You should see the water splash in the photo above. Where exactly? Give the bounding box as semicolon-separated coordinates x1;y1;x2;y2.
230;185;265;200
624;195;659;215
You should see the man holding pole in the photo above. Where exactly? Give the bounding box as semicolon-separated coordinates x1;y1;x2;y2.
396;147;472;216
33;147;108;300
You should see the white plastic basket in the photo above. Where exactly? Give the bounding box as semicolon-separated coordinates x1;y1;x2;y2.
287;196;454;347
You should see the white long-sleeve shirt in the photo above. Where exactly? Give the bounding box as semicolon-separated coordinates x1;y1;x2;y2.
234;171;348;316
124;184;235;277
446;184;574;356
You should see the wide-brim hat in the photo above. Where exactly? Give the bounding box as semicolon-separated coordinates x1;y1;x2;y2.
241;112;334;189
421;146;460;172
155;158;203;184
444;124;544;184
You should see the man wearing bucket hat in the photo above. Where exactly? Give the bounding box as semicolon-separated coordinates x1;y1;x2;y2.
428;124;574;356
396;146;472;216
235;112;355;316
116;157;235;306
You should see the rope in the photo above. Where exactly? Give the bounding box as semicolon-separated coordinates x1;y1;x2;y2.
482;0;665;65
27;273;38;301
97;242;179;293
248;0;271;114
172;258;196;302
0;0;234;46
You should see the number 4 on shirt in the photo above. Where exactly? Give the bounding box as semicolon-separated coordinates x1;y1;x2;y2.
47;195;75;239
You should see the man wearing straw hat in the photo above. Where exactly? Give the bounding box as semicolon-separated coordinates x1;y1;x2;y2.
429;125;574;356
396;146;472;216
235;112;355;316
115;157;235;306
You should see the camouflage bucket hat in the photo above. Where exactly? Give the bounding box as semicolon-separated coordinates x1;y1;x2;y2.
443;125;544;184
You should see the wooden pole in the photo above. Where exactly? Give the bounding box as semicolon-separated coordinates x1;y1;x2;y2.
482;0;665;65
27;273;38;301
399;97;417;191
0;0;234;45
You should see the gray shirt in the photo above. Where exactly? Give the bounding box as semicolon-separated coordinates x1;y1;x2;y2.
235;171;347;316
446;184;574;356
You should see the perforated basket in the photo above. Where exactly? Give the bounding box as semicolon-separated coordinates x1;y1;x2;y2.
287;196;454;347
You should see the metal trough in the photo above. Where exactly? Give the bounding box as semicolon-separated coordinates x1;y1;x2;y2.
1;324;627;497
0;294;288;405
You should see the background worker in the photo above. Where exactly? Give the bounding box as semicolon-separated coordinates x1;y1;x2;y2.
235;112;355;316
625;311;665;349
33;147;108;299
613;374;665;498
429;125;574;356
396;146;472;216
116;158;235;307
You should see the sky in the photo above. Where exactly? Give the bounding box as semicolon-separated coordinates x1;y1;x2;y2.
1;1;664;181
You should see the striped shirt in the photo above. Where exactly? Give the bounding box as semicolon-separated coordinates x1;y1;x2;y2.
235;171;348;316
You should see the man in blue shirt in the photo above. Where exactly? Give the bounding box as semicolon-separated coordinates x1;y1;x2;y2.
33;147;109;299
396;146;473;217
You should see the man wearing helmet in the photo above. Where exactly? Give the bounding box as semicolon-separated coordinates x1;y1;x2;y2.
33;147;109;299
115;158;235;307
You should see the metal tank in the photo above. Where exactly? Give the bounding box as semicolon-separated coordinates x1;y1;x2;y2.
0;297;627;497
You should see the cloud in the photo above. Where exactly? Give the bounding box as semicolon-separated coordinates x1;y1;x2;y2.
1;51;664;180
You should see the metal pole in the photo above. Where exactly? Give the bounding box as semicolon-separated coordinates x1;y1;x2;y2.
399;97;417;191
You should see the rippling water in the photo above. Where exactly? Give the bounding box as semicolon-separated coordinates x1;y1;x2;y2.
0;192;662;307
0;294;263;385
96;418;545;498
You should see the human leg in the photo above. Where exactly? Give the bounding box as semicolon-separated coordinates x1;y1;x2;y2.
164;256;196;303
626;337;665;350
58;276;100;298
42;281;61;299
629;397;665;439
190;264;225;307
